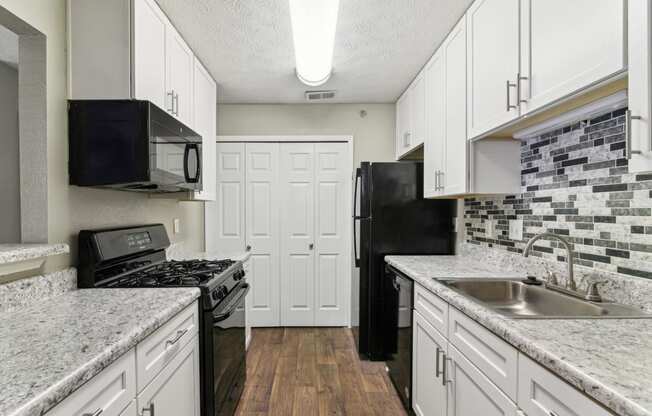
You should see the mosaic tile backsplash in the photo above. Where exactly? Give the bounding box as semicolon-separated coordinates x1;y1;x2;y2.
464;106;652;280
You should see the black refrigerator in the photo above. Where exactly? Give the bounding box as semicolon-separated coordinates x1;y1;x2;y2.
352;162;455;361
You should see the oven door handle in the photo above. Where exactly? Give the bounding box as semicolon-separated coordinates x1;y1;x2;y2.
213;283;250;323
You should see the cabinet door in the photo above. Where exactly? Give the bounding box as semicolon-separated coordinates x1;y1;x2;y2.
47;350;136;416
166;24;194;126
466;0;520;139
447;344;518;416
313;142;349;326
280;143;316;326
412;311;447;416
132;0;167;110
396;92;411;158
192;58;217;201
205;143;246;252
246;143;281;327
520;0;625;114
442;16;468;196
518;354;614;416
137;336;200;416
628;0;652;173
424;49;445;198
410;72;426;149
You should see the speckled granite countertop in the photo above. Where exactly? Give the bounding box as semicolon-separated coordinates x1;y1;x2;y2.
0;244;69;265
0;287;200;416
385;255;652;416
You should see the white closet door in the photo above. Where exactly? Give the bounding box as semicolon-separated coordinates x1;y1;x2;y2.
280;143;316;326
246;143;280;327
314;142;349;326
205;143;245;252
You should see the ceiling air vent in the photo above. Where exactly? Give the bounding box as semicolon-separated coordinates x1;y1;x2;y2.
305;90;336;101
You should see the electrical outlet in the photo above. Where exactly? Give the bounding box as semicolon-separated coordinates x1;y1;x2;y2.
173;218;181;234
509;219;523;240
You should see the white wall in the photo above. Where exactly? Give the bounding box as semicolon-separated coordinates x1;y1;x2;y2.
0;61;19;243
217;103;397;327
0;0;205;271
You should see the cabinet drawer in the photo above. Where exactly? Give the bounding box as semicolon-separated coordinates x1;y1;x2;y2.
448;307;518;400
47;349;136;416
518;354;615;416
414;283;448;336
136;301;198;391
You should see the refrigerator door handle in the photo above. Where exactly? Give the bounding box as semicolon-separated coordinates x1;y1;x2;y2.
353;168;362;267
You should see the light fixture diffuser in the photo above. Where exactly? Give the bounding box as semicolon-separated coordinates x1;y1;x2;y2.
289;0;340;87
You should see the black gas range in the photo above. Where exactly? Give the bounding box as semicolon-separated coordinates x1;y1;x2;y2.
78;224;248;416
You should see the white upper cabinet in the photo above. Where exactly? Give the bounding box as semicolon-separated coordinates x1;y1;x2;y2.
628;0;652;173
424;48;445;198
466;0;521;139
441;17;468;196
166;27;195;126
410;72;427;150
520;0;625;114
396;91;412;158
132;0;167;111
192;58;218;201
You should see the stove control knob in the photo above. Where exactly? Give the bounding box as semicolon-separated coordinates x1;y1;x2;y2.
211;290;219;301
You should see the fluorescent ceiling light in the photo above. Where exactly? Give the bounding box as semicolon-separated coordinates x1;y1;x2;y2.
289;0;340;87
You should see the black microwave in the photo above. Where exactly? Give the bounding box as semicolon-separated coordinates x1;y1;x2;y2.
68;100;202;193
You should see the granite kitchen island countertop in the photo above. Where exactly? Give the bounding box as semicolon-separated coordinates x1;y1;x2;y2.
0;287;200;416
386;254;652;416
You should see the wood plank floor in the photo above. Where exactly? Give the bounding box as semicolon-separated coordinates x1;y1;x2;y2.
235;328;408;416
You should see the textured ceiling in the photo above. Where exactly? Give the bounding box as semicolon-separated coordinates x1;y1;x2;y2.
0;24;18;68
155;0;473;103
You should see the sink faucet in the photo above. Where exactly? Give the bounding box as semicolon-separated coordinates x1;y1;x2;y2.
523;232;576;292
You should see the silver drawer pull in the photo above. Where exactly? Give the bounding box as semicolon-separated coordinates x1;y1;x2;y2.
165;328;188;348
506;79;517;111
441;354;452;386
141;403;155;416
626;110;644;159
82;409;103;416
549;411;559;416
435;347;443;378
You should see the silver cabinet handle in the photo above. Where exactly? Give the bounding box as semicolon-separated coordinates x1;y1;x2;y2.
82;409;103;416
167;90;175;113
626;110;643;159
549;412;559;416
441;353;452;386
173;93;180;116
403;132;411;147
517;73;528;104
434;170;439;192
165;328;188;348
438;171;445;192
506;80;517;111
141;403;155;416
309;243;314;250
435;347;443;378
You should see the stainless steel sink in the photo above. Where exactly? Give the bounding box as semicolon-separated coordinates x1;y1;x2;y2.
442;279;651;319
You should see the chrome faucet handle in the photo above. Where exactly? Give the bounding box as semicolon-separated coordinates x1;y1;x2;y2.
585;280;608;302
546;270;559;286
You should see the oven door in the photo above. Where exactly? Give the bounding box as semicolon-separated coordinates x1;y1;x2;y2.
211;282;249;416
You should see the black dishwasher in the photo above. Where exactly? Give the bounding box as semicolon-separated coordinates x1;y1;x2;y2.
385;264;414;413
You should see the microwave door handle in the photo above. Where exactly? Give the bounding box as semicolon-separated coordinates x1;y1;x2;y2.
192;144;201;183
183;143;200;183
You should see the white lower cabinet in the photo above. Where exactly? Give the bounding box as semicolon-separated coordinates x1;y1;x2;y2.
518;354;614;416
411;283;615;416
46;301;200;416
137;336;201;416
412;311;447;416
47;350;136;416
447;344;517;416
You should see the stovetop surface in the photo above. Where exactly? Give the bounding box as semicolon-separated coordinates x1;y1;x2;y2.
106;259;237;288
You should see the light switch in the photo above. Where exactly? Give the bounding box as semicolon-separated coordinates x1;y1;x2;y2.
173;218;181;234
509;219;523;240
